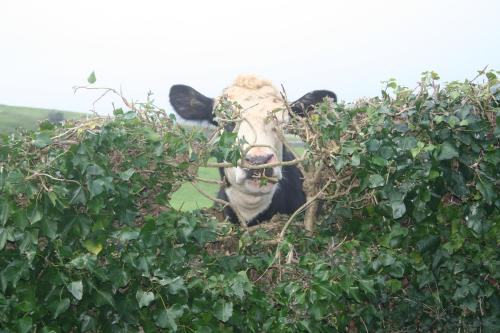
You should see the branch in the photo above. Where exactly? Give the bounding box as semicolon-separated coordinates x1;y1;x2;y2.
193;176;224;185
26;171;81;185
278;178;331;241
205;157;305;169
190;181;228;207
190;181;248;228
255;178;332;282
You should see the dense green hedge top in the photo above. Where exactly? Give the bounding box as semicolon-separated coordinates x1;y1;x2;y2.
0;71;499;332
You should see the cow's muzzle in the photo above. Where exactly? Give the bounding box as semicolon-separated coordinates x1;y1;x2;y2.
244;153;278;181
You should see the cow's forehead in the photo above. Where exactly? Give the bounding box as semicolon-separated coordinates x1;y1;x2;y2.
220;75;285;118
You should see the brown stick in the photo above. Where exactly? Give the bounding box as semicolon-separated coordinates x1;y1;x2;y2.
205;157;305;169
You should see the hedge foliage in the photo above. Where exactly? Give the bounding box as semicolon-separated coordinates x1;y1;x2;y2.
0;71;499;332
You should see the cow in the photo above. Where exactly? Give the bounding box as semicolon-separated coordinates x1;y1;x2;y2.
169;75;336;226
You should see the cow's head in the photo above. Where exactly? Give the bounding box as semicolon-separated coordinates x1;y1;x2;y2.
170;75;336;195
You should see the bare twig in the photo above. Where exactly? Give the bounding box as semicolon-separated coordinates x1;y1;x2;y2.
193;177;224;185
191;181;247;228
190;181;228;207
26;171;81;185
255;179;332;282
205;157;305;169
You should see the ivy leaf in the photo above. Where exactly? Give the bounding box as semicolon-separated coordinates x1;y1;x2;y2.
365;139;381;152
17;317;32;333
391;201;406;219
53;298;70;319
33;132;53;148
0;200;9;226
359;279;376;296
28;206;43;224
69;186;87;205
82;239;103;255
87;71;96;84
136;290;155;308
437;141;458;160
88;179;105;199
119;168;135;181
94;288;116;309
213;300;233;322
156;305;186;331
368;174;385;188
476;181;496;205
372;155;388;166
67;281;83;301
230;271;252;300
466;203;488;235
0;227;8;250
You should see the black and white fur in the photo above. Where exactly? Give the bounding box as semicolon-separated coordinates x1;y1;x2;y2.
169;75;336;226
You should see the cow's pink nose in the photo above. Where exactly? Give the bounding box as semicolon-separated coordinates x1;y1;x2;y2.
245;153;274;165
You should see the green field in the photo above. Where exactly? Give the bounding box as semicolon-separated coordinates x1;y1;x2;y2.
0;104;87;133
170;146;305;211
170;164;220;211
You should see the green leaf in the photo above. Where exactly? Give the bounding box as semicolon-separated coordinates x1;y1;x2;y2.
389;262;405;278
379;253;395;266
53;298;70;319
156;305;186;331
466;203;488;235
447;115;460;127
486;71;497;82
0;200;9;226
359;279;376;296
166;277;186;295
417;235;440;253
437;141;459;160
0;227;8;250
95;288;116;309
366;139;381;152
476;181;496;205
372;155;388;166
88;179;105;199
368;174;385;188
67;281;83;301
110;269;130;289
144;128;161;142
299;319;313;333
82;239;103;255
33;132;53;148
351;153;360;166
136;290;155;308
213;300;233;322
386;279;402;293
397;136;417;151
69;186;87;205
87;71;96;84
119;168;135;181
230;271;252;300
17;317;33;333
80;315;97;332
28;206;43;224
391;201;406;219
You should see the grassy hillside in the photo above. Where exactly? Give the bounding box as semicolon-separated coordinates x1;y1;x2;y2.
0;104;87;133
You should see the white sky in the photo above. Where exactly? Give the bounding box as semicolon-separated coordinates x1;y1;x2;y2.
1;0;499;114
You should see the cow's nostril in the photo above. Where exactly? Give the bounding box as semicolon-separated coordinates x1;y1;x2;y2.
264;168;273;177
245;153;274;165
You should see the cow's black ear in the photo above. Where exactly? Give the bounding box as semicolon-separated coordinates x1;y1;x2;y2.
169;84;215;124
291;90;337;116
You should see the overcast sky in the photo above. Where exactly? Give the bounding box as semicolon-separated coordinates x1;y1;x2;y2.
1;0;499;114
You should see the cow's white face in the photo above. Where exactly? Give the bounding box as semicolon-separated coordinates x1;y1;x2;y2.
170;74;337;207
220;78;287;195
